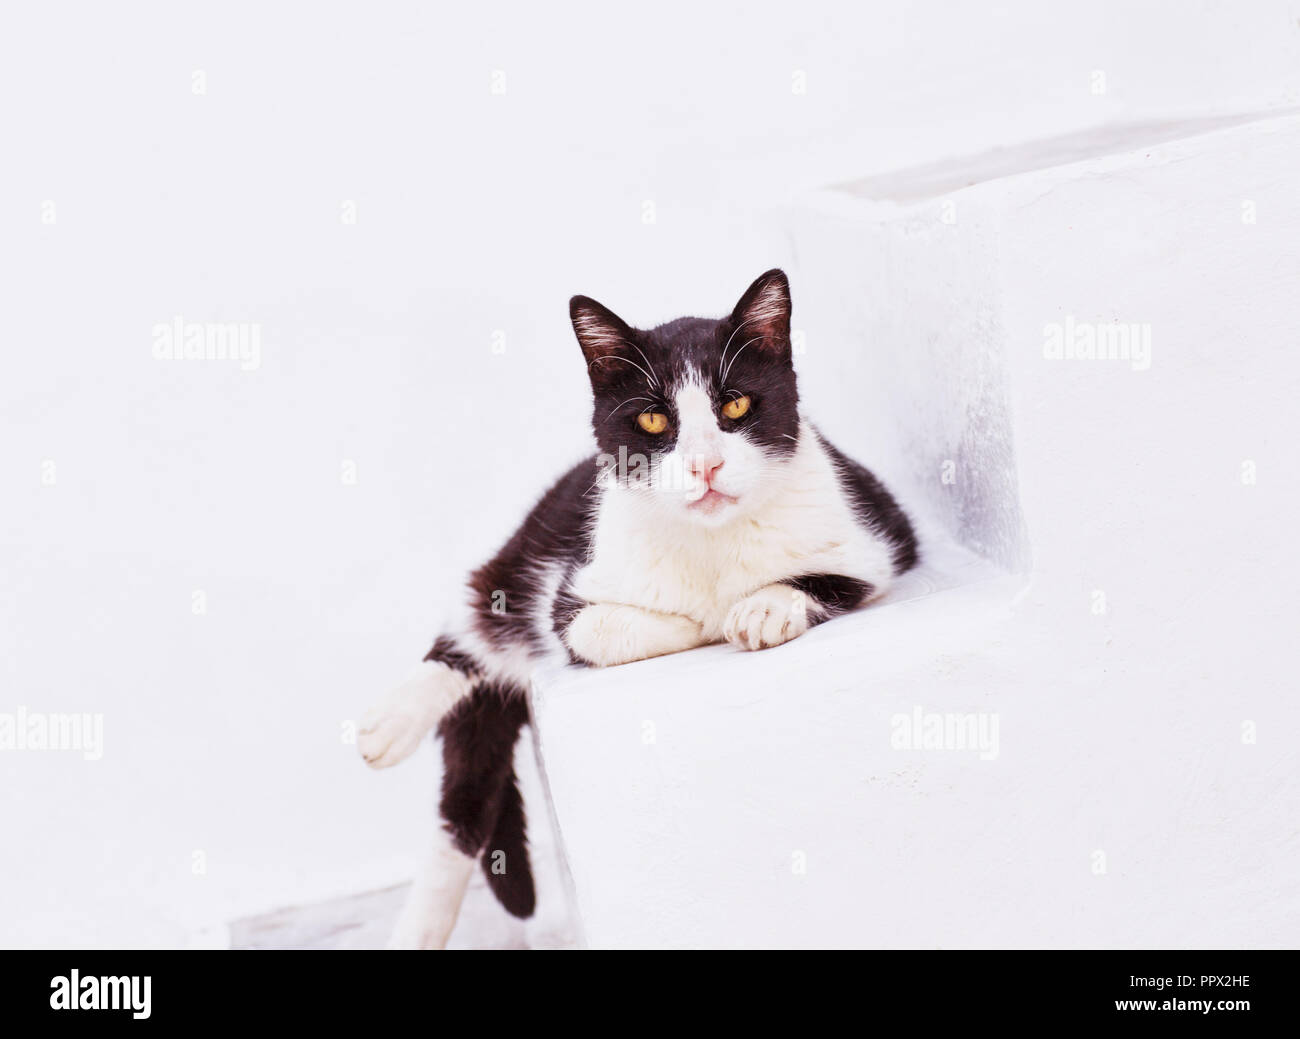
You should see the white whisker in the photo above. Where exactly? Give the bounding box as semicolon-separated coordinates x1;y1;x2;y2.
625;341;662;388
606;396;655;420
721;336;764;384
590;354;656;385
718;316;759;378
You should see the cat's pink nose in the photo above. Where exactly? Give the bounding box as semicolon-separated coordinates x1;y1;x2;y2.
687;455;725;485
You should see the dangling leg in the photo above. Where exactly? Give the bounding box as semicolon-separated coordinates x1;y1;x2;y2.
387;826;477;950
387;684;532;949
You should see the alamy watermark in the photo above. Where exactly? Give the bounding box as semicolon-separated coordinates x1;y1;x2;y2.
0;707;103;760
595;445;712;493
50;970;150;1018
1043;316;1151;371
891;706;999;761
152;316;261;371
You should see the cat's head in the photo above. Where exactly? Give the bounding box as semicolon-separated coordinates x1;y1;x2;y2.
571;269;800;526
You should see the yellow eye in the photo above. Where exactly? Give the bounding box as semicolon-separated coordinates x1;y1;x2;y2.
637;411;669;434
722;395;751;420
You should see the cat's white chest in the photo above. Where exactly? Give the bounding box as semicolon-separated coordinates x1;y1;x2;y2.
571;433;896;638
575;514;801;635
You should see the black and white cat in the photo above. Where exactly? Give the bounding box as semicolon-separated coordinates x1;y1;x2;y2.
358;269;917;948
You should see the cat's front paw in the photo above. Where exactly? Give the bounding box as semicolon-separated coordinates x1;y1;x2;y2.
358;668;446;769
723;584;811;651
565;603;704;667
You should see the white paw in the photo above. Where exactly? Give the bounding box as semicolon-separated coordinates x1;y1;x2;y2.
359;662;465;769
565;603;703;667
385;913;448;950
386;840;476;950
723;585;812;651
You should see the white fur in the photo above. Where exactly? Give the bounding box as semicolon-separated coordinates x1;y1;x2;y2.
652;377;774;516
430;561;568;691
572;416;895;648
744;279;788;328
563;602;705;667
722;582;822;650
387;829;477;949
450;613;534;688
573;311;625;358
358;660;474;769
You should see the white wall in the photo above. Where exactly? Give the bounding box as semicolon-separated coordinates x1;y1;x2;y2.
536;112;1300;948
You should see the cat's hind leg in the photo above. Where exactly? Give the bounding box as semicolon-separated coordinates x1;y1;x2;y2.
387;827;477;949
387;685;534;949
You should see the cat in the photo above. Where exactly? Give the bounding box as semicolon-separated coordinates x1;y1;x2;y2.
358;268;918;948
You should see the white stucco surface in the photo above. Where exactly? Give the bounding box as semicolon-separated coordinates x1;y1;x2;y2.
531;113;1300;948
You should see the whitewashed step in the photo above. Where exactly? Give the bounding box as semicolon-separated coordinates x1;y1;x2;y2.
528;113;1300;949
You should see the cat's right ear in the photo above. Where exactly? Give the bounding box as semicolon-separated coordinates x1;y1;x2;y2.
570;295;635;388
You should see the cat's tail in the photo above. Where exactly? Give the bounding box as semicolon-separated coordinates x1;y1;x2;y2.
480;763;536;917
437;687;537;919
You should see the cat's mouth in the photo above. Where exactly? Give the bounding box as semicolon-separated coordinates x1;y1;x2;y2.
687;488;738;514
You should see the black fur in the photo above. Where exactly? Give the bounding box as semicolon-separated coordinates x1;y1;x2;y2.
571;268;801;474
423;634;479;676
436;686;535;918
816;429;919;574
465;458;600;656
787;573;876;618
422;462;602;923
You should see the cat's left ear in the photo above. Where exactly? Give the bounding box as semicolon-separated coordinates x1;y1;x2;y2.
728;268;792;362
570;295;637;390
